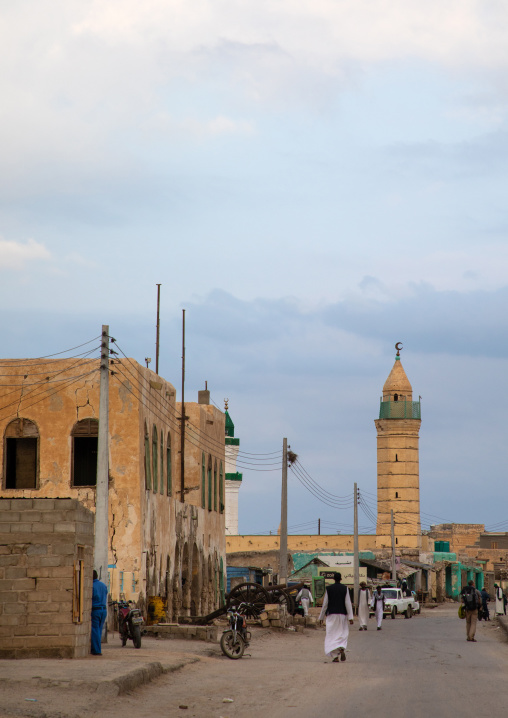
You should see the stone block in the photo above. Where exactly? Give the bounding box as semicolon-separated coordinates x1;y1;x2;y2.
0;556;21;567
0;500;11;510
264;604;280;611
31;523;54;533
0;592;21;604
39;557;63;567
12;523;37;534
0;512;19;523
0;546;10;555
27;544;48;556
4;604;26;615
32;499;56;510
36;625;61;636
53;543;77;555
261;619;271;627
10;499;33;510
5;567;27;579
41;511;67;523
54;522;78;533
26;592;51;603
11;578;36;591
35;578;64;591
54;499;77;510
259;611;268;621
270;619;283;627
0;615;26;626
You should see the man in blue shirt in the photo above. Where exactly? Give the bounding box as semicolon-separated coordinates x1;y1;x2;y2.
91;570;108;656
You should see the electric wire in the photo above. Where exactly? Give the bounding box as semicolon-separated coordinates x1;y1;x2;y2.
290;464;354;509
110;341;283;463
0;336;102;367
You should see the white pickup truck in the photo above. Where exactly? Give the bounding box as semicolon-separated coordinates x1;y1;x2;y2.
370;588;420;619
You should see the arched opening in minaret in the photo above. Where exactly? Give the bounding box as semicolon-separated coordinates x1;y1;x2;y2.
394;393;398;402
395;454;398;462
396;538;398;544
395;492;399;498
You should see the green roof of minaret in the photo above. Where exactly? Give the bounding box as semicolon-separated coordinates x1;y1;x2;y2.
225;410;235;438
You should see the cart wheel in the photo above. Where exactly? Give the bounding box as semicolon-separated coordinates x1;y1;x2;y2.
226;583;269;619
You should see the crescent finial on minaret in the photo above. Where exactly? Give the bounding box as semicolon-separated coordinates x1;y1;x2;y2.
395;342;403;357
224;398;229;411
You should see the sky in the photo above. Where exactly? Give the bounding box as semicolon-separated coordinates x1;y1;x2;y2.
1;1;508;536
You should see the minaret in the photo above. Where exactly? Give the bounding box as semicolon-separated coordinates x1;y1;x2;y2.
224;400;242;535
375;344;421;551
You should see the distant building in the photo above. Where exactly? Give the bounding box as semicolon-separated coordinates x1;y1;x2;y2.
224;404;242;535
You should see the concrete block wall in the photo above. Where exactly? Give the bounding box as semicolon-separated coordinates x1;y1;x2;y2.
0;498;94;658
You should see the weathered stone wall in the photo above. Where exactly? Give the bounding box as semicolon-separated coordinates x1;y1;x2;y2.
0;358;227;621
226;535;377;553
0;498;94;659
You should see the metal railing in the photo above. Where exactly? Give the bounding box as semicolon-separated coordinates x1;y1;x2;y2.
379;400;421;419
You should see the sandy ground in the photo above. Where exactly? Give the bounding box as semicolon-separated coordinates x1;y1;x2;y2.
1;606;507;718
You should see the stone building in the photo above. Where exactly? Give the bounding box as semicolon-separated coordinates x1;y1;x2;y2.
0;357;226;622
375;348;422;551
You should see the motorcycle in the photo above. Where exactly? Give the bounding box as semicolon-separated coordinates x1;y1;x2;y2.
220;603;250;659
116;600;144;649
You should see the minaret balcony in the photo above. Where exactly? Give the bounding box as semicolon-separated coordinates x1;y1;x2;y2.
379;399;421;419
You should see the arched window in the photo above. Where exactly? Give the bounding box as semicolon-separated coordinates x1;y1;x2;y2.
4;418;39;489
394;393;399;402
213;460;218;512
152;425;158;492
144;422;151;490
201;452;206;508
219;461;224;514
160;429;164;495
167;433;172;496
71;419;98;487
207;456;212;511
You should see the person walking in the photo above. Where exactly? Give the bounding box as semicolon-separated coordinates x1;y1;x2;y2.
461;580;481;642
371;585;385;630
318;573;354;662
494;584;504;615
296;584;313;617
91;569;108;656
358;582;371;630
479;587;490;621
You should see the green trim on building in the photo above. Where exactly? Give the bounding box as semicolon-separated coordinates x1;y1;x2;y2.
225;411;235;438
225;437;240;446
226;472;243;482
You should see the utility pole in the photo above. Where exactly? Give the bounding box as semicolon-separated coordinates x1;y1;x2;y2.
95;325;110;584
180;310;186;503
391;509;397;581
354;482;359;611
318;518;321;536
279;438;288;585
155;284;161;375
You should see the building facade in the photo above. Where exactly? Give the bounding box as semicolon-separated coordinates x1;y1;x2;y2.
224;405;242;535
0;357;226;621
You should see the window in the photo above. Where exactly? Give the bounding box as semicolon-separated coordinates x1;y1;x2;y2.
152;425;158;492
213;460;217;512
201;452;205;508
71;419;98;487
4;418;39;489
394;393;398;402
207;456;212;511
144;423;151;490
491;542;498;550
166;432;172;496
219;461;224;513
160;430;164;495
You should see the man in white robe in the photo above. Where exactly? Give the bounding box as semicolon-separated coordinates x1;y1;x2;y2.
494;584;504;615
319;573;354;662
358;582;371;630
296;585;313;617
370;585;385;629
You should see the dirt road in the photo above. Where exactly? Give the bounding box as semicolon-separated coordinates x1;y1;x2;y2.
2;605;507;718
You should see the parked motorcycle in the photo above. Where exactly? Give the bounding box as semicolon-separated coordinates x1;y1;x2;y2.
116;600;144;649
220;603;250;659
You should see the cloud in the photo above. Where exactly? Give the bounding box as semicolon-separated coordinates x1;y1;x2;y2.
0;239;51;270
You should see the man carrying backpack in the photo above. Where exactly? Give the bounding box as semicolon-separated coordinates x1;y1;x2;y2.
461;580;482;642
